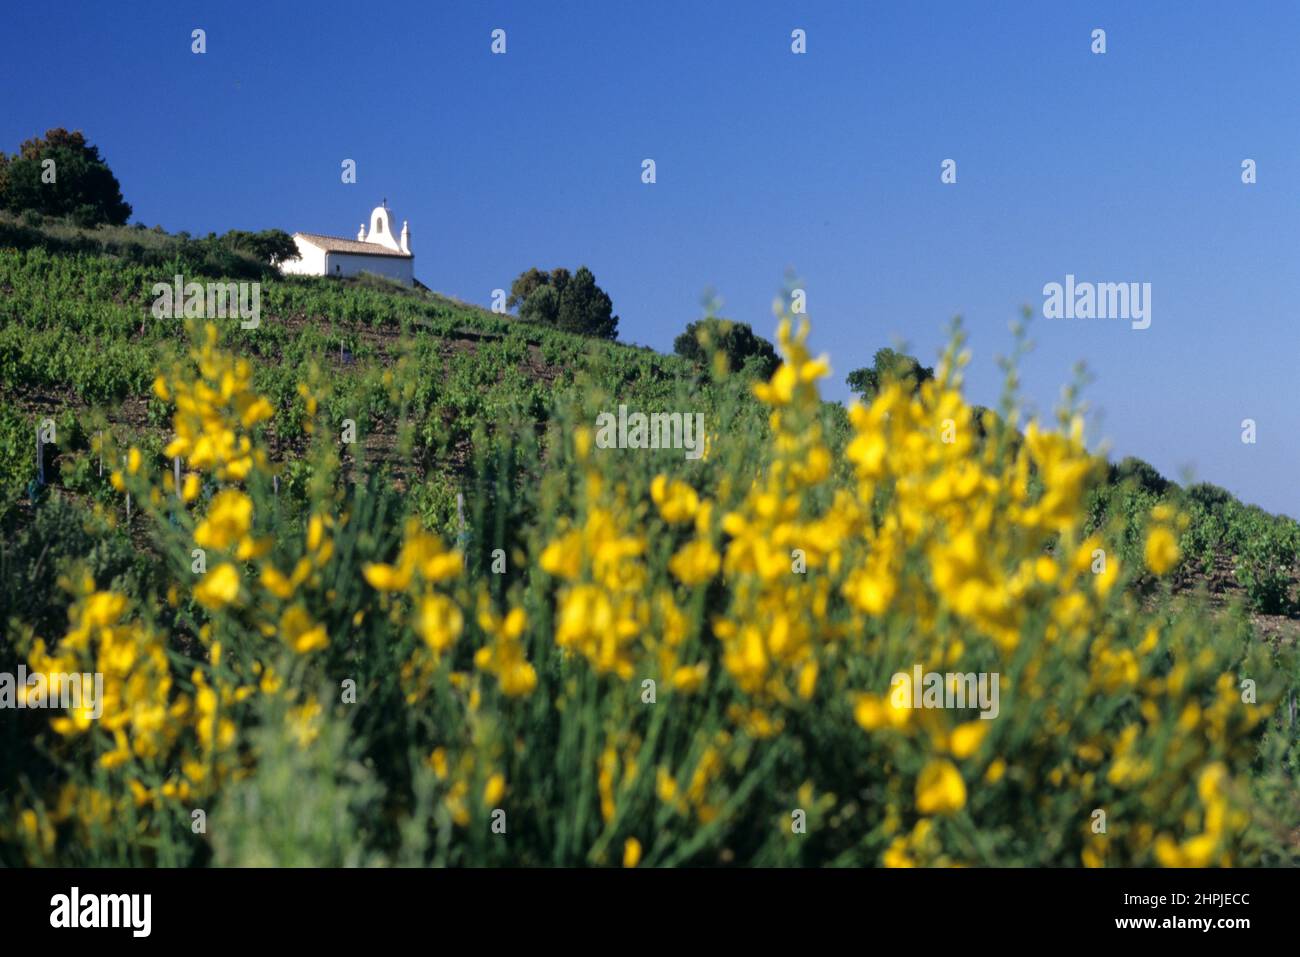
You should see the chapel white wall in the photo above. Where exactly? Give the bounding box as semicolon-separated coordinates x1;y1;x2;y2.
325;251;414;285
279;237;328;277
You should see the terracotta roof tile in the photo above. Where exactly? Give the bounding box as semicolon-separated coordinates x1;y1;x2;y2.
295;232;412;258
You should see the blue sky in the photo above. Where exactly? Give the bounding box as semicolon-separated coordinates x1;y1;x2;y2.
4;1;1299;515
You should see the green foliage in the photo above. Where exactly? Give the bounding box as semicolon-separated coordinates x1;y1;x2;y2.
213;228;300;267
1218;505;1299;614
845;347;934;401
0;241;696;621
1;128;131;226
506;266;551;310
0;404;30;526
210;693;386;867
0;211;300;282
509;265;619;339
0;492;151;639
1087;463;1300;615
673;317;779;379
1109;456;1173;496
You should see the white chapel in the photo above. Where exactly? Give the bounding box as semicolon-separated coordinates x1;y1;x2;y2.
280;202;414;286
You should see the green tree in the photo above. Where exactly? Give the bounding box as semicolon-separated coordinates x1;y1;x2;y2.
1;128;131;226
845;348;934;402
520;283;561;325
507;267;554;311
508;266;618;339
222;228;300;267
1186;482;1231;509
1109;456;1172;496
673;317;779;378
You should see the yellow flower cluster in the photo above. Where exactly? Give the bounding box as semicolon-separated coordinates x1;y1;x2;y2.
15;581;252;849
540;475;650;680
714;319;841;705
365;517;464;655
427;744;509;828
156;323;273;481
474;599;537;697
539;466;712;698
1152;762;1245;867
622;314;1267;865
1144;504;1184;576
29;586;182;757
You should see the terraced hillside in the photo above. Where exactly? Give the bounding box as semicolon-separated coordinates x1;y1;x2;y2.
0;221;715;539
3;214;1297;631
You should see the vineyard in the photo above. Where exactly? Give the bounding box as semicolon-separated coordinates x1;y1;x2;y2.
1;215;1298;866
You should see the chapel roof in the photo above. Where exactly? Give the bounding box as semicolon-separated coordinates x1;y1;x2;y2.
295;232;413;258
